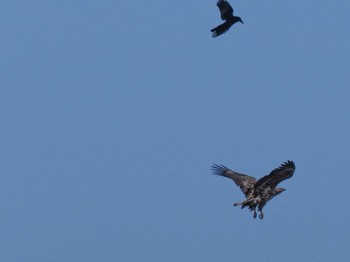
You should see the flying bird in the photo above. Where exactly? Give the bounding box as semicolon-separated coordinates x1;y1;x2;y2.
211;0;244;38
211;160;295;219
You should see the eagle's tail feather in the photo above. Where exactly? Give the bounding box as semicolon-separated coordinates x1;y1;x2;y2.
238;200;255;210
234;200;245;207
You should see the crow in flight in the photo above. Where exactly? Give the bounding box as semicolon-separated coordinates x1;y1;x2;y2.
211;0;243;38
211;161;296;219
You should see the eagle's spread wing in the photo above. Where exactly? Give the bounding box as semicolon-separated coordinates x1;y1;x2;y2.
254;160;295;189
217;0;234;21
211;164;257;197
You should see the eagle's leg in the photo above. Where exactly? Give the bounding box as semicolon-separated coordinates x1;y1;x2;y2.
258;203;265;219
253;207;257;219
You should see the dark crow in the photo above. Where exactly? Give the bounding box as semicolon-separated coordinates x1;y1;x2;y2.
211;0;244;38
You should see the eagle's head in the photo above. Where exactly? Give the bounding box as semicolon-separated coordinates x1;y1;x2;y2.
275;188;285;195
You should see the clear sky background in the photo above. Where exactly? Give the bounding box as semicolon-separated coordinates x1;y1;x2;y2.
1;0;350;261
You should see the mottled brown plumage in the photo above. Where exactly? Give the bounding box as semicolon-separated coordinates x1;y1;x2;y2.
211;161;295;219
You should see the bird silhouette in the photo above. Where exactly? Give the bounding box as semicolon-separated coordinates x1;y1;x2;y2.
211;0;243;38
211;161;296;219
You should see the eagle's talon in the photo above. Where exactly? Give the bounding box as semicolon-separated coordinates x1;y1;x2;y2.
259;212;264;219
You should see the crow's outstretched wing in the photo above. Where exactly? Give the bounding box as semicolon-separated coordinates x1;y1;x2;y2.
217;0;234;21
255;160;296;189
212;164;257;197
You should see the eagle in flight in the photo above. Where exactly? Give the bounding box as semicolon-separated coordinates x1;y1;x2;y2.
211;0;243;38
211;160;296;219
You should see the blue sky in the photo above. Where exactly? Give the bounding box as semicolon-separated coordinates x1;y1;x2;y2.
1;0;350;261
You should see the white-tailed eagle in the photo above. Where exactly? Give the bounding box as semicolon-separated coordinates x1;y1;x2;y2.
211;160;296;219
